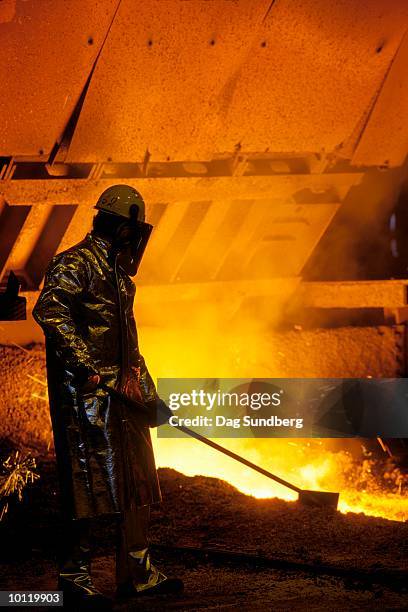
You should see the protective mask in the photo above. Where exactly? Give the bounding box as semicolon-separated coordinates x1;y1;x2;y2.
116;222;153;277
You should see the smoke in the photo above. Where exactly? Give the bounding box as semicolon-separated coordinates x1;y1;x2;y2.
303;163;408;281
134;167;408;523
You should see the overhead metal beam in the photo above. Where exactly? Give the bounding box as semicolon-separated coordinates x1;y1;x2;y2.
0;173;363;206
297;280;408;309
21;277;300;311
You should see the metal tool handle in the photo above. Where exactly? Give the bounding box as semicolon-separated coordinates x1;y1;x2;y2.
100;383;301;494
174;424;301;493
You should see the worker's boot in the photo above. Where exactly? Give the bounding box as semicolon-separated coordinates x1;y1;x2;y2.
116;547;183;598
58;521;112;611
58;558;112;610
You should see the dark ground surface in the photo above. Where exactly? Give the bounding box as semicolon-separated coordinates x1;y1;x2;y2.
3;551;408;612
0;458;407;611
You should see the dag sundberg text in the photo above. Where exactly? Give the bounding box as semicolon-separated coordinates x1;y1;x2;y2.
168;415;304;429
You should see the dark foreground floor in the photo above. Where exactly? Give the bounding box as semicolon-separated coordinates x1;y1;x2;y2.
0;460;407;610
2;550;408;611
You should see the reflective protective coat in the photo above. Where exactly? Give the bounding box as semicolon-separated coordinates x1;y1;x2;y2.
33;233;161;520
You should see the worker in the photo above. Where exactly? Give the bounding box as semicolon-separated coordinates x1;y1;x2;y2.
33;185;183;609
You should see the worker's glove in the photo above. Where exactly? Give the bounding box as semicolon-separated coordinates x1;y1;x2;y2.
80;374;101;394
144;398;173;428
72;365;100;394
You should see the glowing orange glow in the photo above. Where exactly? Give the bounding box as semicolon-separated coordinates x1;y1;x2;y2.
139;323;407;523
152;434;408;523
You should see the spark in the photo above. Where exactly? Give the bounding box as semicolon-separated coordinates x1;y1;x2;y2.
0;451;39;521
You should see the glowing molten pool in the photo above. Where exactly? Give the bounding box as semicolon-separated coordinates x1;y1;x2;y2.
153;435;407;522
140;324;407;523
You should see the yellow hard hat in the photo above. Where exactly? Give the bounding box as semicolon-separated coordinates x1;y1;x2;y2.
95;184;145;221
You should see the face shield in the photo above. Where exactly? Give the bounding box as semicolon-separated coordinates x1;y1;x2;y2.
116;220;153;277
130;220;153;272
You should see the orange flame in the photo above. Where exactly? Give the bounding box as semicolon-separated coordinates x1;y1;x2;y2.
139;323;407;523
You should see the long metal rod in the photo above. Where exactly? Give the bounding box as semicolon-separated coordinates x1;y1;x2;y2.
174;423;301;493
101;384;301;493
